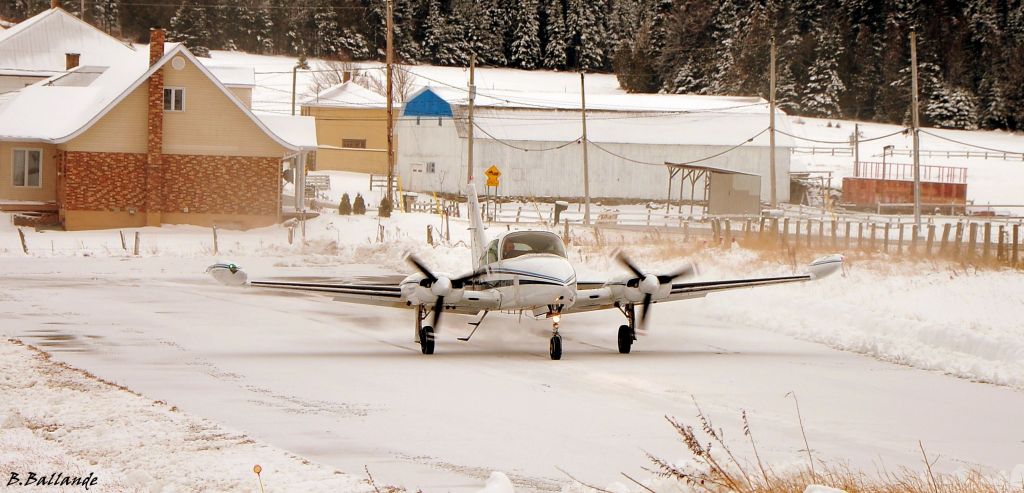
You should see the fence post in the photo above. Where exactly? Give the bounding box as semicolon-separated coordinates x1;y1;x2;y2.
817;219;824;246
857;222;864;250
515;207;522;223
724;219;732;247
17;228;27;255
898;224;905;254
954;222;965;258
745;219;753;240
772;218;780;239
1013;224;1020;266
427;225;434;246
806;220;812;248
883;223;891;253
968;223;978;261
212;225;219;255
563;219;570;246
844;221;851;250
939;223;951;255
998;225;1005;261
133;231;140;256
120;230;127;251
927;224;936;255
759;217;767;241
983;222;991;260
782;218;790;247
870;223;878;251
831;220;838;248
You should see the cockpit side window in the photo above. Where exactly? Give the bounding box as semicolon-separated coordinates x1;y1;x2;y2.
484;240;499;265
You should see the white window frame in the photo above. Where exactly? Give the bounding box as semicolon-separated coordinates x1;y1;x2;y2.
12;148;43;189
164;87;186;112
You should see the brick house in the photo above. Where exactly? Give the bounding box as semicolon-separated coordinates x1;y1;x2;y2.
0;30;315;230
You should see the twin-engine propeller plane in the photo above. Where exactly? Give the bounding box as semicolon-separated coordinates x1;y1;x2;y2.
208;184;843;360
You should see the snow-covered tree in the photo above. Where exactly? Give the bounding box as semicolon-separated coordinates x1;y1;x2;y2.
926;84;979;130
803;28;846;117
91;0;119;34
565;0;606;71
541;0;568;69
169;0;212;57
423;0;471;66
508;0;541;69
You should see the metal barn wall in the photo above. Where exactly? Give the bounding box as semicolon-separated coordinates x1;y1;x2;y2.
396;119;791;202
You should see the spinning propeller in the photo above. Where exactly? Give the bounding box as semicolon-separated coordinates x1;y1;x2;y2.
406;255;484;330
616;252;696;330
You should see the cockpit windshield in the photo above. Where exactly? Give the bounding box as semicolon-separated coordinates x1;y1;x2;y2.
500;232;567;260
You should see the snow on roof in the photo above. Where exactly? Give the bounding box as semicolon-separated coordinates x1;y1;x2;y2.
257;114;318;149
0;8;134;76
415;85;772;114
0;42;315;151
202;63;255;88
464;107;794;148
301;81;389;109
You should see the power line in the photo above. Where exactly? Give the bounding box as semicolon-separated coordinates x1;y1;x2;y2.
775;128;906;144
586;128;770;166
471;122;580;153
919;129;1024;156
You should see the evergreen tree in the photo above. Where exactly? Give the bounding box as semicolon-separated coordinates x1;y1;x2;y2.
508;0;541;69
541;0;568;69
169;0;212;57
91;0;120;35
803;27;846;117
423;0;471;66
339;193;352;215
565;0;606;71
353;194;367;215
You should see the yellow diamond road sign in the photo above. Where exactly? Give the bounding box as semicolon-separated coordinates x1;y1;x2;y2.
484;165;501;187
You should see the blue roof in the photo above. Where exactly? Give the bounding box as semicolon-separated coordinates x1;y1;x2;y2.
402;87;453;118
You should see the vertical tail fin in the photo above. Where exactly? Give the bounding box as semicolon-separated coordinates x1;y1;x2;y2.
466;181;488;270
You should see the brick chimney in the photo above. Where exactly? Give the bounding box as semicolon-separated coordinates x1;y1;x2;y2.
65;53;79;70
145;27;166;226
343;71;352;83
50;0;59;9
149;27;165;66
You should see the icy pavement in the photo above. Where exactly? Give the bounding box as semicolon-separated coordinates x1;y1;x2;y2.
1;256;1022;492
0;337;367;492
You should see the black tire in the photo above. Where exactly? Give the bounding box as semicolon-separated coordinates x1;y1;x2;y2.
617;325;633;354
420;326;435;355
549;335;562;360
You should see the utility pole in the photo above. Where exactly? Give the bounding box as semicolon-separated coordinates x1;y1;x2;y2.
291;56;308;116
853;123;860;176
385;0;395;205
467;53;476;184
580;72;591;225
910;31;922;232
768;36;778;208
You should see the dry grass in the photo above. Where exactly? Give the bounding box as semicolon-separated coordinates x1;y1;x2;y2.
648;399;1023;493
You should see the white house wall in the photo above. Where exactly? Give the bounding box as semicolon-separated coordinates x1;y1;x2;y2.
396;118;790;202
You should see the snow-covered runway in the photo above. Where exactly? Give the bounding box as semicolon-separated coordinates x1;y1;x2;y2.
3;257;1022;492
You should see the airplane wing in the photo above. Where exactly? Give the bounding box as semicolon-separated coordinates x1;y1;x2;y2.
566;254;842;314
205;263;485;315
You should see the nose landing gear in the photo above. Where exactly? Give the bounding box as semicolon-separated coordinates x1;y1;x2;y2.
549;315;562;360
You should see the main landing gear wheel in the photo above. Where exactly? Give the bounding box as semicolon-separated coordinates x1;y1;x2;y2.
549;334;562;360
617;325;634;354
419;326;435;355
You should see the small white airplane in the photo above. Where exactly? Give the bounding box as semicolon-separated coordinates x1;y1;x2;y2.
209;184;843;360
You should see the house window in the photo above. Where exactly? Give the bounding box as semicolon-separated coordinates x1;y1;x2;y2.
12;149;42;188
425;162;436;173
163;87;185;112
342;139;367;149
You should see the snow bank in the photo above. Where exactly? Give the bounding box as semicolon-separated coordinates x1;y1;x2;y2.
0;339;367;492
598;246;1024;390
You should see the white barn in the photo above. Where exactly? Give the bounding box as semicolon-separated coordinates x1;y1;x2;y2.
396;87;795;203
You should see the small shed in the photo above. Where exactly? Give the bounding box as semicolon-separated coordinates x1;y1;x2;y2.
665;162;762;216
